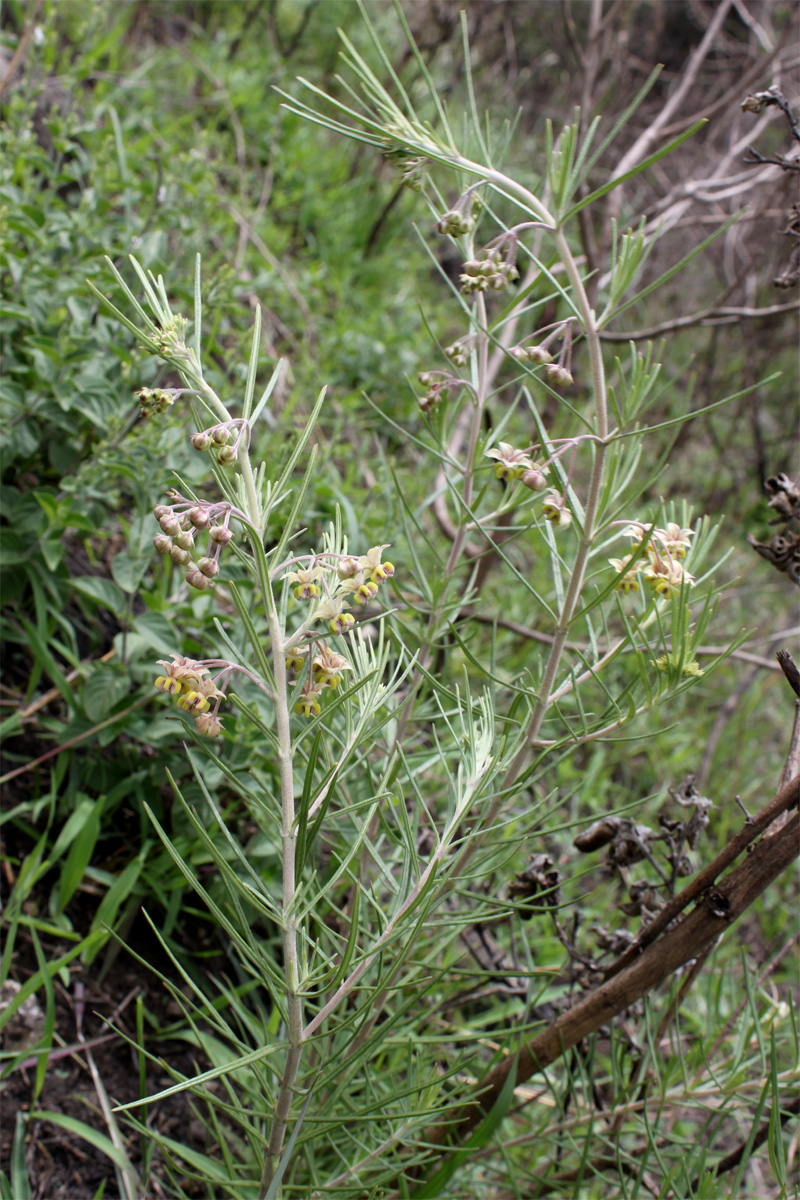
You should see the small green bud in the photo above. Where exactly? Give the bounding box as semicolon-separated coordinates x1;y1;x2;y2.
174;530;195;551
153;533;173;555
209;524;233;545
217;445;238;466
191;431;212;451
196;557;219;578
170;544;192;565
210;424;231;445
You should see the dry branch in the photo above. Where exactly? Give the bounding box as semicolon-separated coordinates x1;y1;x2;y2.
418;775;799;1157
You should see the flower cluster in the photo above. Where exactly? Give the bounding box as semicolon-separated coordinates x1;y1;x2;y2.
460;245;519;295
282;546;396;716
190;418;250;469
153;656;226;737
652;653;704;677
609;522;696;597
284;546;395;635
153;492;235;591
485;442;547;490
288;644;354;718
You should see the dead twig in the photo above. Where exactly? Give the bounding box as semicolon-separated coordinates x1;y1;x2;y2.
416;776;799;1158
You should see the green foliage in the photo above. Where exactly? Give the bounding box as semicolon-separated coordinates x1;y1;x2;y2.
1;3;797;1199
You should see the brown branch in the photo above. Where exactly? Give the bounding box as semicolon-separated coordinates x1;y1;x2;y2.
0;0;44;99
600;301;800;342
603;774;798;981
417;780;799;1157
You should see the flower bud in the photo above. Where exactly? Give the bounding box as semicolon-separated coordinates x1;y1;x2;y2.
188;506;211;529
337;557;361;580
217;445;238;466
159;514;181;537
186;567;212;590
545;364;574;388
196;557;219;578
170;544;192;566
526;346;553;365
521;469;547;492
195;712;223;738
153;533;173;555
153;505;171;520
210;424;231;445
209;524;233;545
174;531;195;551
191;431;212;452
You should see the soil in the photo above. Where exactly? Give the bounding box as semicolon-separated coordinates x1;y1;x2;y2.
0;927;210;1200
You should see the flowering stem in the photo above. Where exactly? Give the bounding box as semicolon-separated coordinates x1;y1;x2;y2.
448;193;610;868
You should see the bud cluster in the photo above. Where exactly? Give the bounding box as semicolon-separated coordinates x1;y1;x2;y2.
153;656;226;738
190;418;250;470
153;492;236;591
135;387;180;419
151;313;194;367
444;334;477;368
609;522;696;597
436;210;475;237
460;244;519;295
383;142;429;190
418;370;465;414
510;321;574;388
434;192;479;238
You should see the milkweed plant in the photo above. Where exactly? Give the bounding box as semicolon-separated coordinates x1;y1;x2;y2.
89;11;780;1199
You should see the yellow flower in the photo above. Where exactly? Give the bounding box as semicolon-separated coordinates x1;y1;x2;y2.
541;489;572;528
295;682;323;718
284;565;325;600
485;442;535;483
608;556;640;593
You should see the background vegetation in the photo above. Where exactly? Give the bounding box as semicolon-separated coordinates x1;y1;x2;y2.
1;1;798;1197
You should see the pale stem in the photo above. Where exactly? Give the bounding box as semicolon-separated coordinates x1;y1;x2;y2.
390;291;491;752
444;185;610;872
259;587;305;1195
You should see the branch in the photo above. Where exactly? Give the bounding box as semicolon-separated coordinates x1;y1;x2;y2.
417;776;799;1157
600;301;800;342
